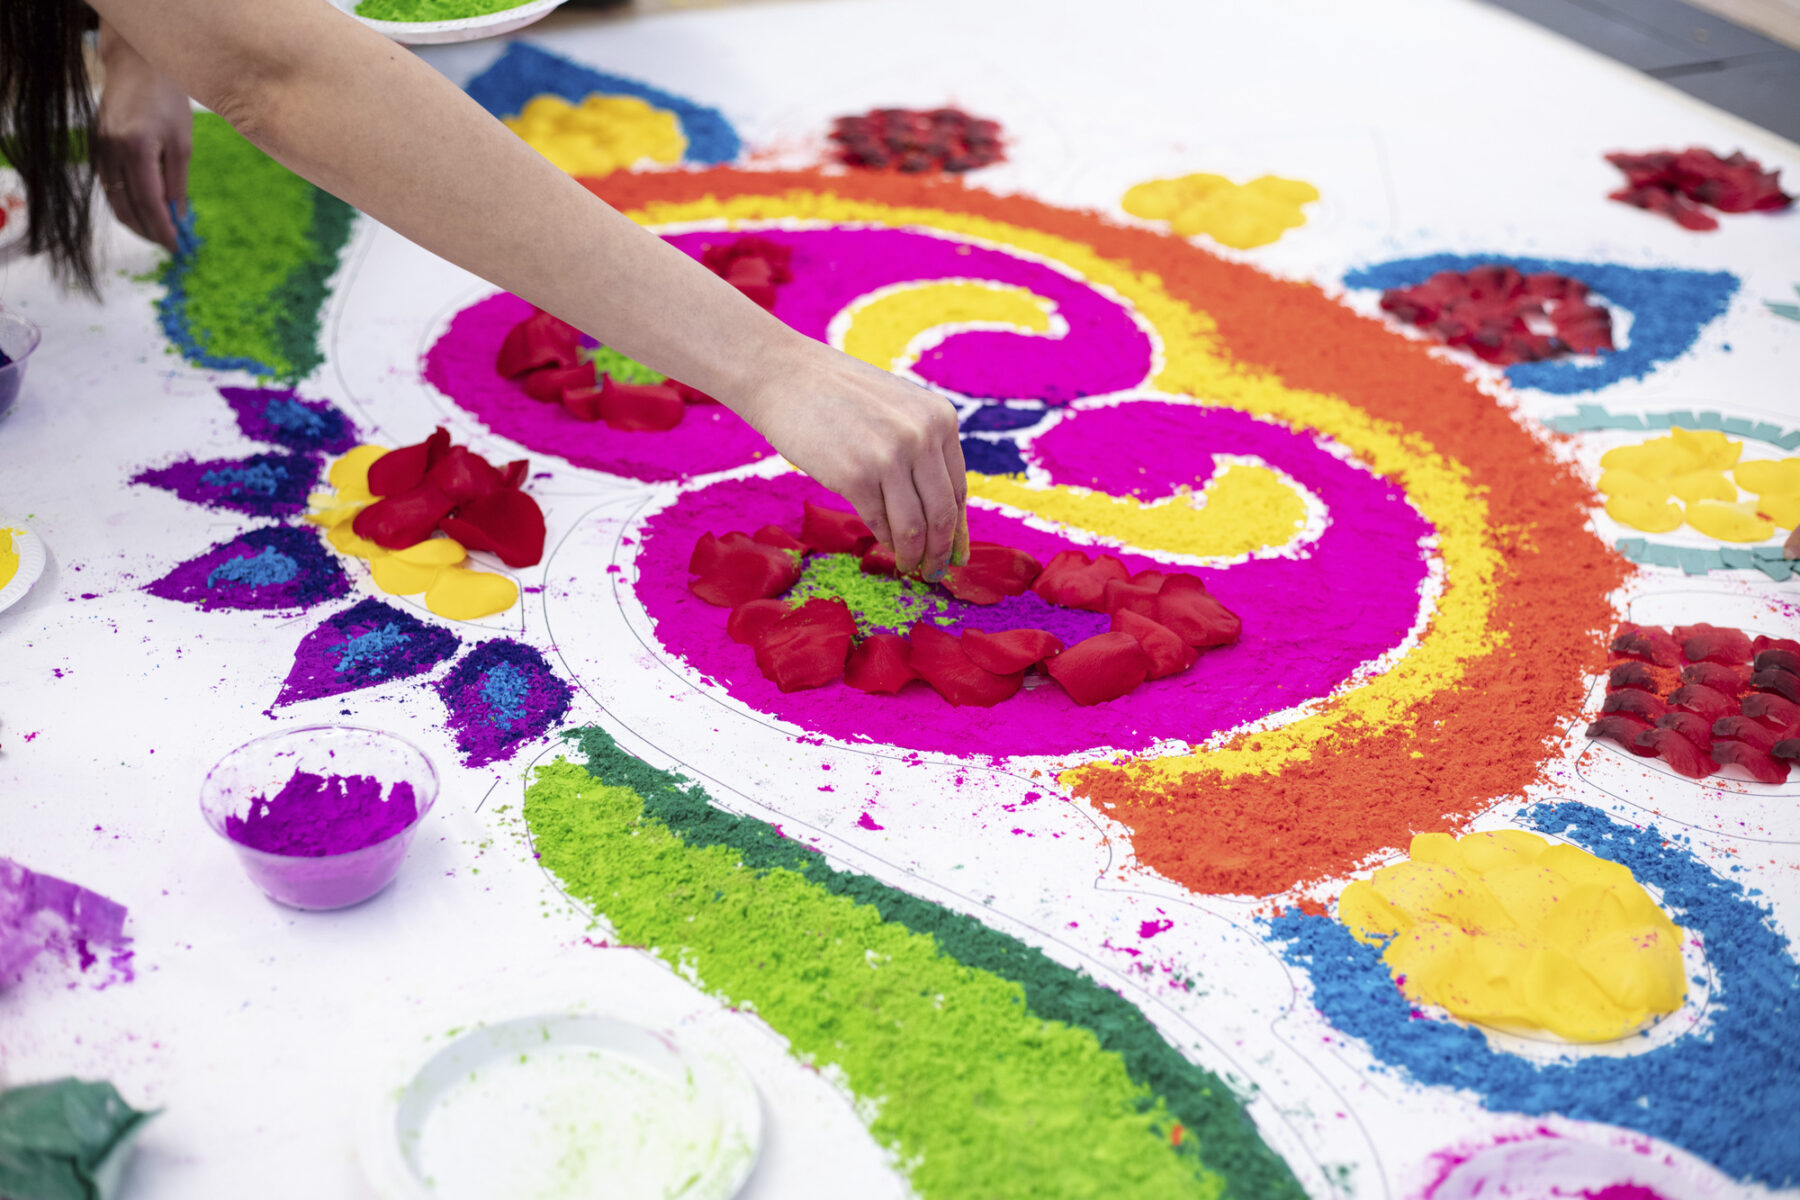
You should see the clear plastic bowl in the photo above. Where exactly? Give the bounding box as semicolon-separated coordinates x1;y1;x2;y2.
0;308;41;422
200;725;439;911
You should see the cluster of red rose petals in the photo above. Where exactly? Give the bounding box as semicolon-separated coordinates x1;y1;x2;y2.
1379;266;1615;366
829;108;1004;174
1606;147;1794;231
495;309;715;432
1586;621;1800;784
351;427;546;567
700;236;792;312
687;499;1242;706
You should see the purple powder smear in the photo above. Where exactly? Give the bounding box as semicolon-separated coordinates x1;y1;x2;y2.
423;292;774;482
276;596;460;707
132;450;319;518
147;526;348;612
0;857;134;989
634;403;1432;758
437;639;574;767
219;386;359;455
225;769;418;857
662;228;1154;403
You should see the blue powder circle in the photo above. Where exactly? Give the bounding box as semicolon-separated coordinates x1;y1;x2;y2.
1271;801;1800;1186
1342;255;1738;395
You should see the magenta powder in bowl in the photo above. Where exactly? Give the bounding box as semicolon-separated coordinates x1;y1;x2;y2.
200;725;439;910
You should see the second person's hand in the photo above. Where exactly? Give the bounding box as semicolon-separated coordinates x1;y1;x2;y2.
94;20;193;254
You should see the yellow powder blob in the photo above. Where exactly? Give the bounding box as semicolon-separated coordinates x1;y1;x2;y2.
1669;469;1736;503
0;528;18;590
426;567;519;620
506;93;686;178
1735;457;1800;496
1593;468;1668;503
1121;173;1320;249
840;281;1055;373
1337;831;1685;1042
1685;499;1775;542
1605;493;1685;533
391;536;467;567
1756;491;1800;529
970;462;1308;558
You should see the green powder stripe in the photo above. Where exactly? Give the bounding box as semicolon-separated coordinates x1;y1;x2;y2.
540;727;1304;1200
157;114;352;381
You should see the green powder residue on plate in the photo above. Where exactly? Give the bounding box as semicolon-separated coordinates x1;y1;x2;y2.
355;0;525;20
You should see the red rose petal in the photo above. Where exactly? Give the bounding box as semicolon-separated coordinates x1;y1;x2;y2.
1741;692;1800;736
560;384;604;423
1154;575;1241;649
1668;683;1735;724
1587;713;1657;755
962;627;1064;675
1710;740;1789;784
690;532;722;576
1031;551;1129;611
1635;727;1716;778
597;377;686;432
907;623;1022;707
802;500;876;555
941;542;1042;605
1601;689;1668;723
1754;668;1800;703
1752;635;1800;657
752;525;809;555
702;236;793;284
353;482;457;549
1610;623;1682;668
367;427;452;497
728;598;790;645
1655;711;1714;752
1680;662;1750;695
1102;578;1162;620
1713;714;1780;754
439;487;546;568
860;543;898;576
523;360;597;404
496;310;582;378
1110;609;1197;679
1674;622;1753;665
1607;662;1659;693
688;532;802;608
426;445;506;506
1757;648;1800;675
501;460;529;490
752;598;856;692
1045;631;1151;706
845;633;917;694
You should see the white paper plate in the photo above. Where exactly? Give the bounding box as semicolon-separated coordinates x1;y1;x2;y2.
329;0;567;45
0;525;46;615
361;1013;761;1200
0;168;27;253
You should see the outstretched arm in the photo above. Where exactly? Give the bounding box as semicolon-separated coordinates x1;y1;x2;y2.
88;0;967;576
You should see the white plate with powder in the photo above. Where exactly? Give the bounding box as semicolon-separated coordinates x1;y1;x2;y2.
328;0;567;45
362;1012;762;1200
0;524;46;615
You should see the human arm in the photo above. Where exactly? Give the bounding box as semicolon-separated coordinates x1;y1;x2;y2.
93;19;193;253
85;0;967;575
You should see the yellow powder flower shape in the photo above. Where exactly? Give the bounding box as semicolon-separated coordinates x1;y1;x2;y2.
1122;173;1320;249
306;445;519;621
1338;831;1687;1042
1597;428;1797;542
505;93;687;178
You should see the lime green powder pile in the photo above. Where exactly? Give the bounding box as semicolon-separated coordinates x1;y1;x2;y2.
789;552;948;632
355;0;521;20
524;728;1307;1200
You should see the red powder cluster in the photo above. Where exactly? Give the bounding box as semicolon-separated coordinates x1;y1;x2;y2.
352;427;544;566
687;499;1240;704
1379;266;1615;365
829;108;1003;174
495;309;714;431
1587;622;1799;783
1606;147;1794;231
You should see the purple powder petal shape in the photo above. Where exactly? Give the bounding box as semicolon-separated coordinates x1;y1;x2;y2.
0;857;134;989
147;525;349;613
276;596;461;707
220;386;359;455
132;450;320;518
437;639;574;767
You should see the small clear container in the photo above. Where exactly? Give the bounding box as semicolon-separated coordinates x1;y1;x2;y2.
200;725;439;911
0;308;41;422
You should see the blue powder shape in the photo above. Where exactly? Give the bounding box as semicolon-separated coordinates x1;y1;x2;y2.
960;436;1028;475
962;402;1048;433
206;545;299;588
1271;800;1800;1186
219;387;359;455
1342;255;1738;395
464;43;740;165
480;661;532;730
263;397;330;438
200;460;289;497
332;623;412;677
150;525;348;612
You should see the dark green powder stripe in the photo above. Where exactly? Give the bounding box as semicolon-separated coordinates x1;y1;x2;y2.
564;727;1306;1200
